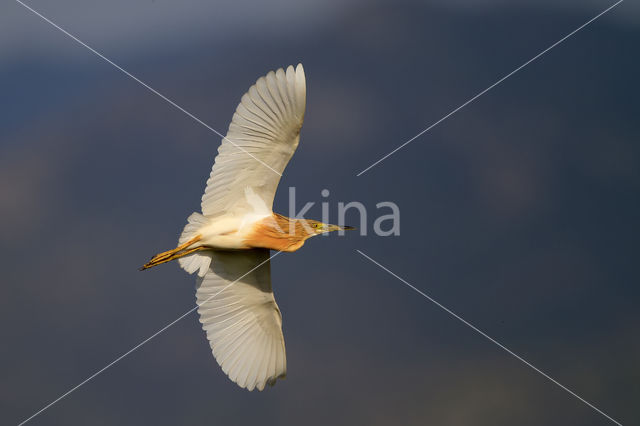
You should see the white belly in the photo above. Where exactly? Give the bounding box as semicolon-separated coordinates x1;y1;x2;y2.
197;213;269;250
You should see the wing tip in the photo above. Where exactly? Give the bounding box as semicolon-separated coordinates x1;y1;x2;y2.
228;371;286;392
295;63;305;87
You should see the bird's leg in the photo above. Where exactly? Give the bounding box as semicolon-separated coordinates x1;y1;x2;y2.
140;235;203;270
150;235;202;261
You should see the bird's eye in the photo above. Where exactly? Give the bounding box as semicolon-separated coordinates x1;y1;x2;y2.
311;223;318;228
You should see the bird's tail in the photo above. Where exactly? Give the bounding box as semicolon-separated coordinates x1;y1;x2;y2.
176;212;213;277
140;212;212;276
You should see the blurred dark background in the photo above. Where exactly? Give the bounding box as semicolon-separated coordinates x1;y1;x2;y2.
1;1;638;425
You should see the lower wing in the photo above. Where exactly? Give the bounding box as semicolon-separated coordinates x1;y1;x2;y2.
195;249;286;390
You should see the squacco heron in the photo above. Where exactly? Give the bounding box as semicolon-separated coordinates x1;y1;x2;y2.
141;64;353;391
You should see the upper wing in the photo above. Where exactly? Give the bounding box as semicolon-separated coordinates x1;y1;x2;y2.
201;64;306;217
195;249;286;391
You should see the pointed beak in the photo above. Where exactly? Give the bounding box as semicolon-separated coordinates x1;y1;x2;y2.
327;224;356;232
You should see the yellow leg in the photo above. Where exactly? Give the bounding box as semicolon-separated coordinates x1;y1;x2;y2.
140;235;203;270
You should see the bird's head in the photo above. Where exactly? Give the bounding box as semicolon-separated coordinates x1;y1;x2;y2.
269;214;355;244
303;220;356;236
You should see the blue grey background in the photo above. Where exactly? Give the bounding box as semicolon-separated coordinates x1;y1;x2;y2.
1;1;638;425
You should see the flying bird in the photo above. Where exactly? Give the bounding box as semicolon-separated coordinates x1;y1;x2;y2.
141;64;353;391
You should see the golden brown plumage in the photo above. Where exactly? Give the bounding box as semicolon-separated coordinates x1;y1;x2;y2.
141;213;353;270
244;213;324;252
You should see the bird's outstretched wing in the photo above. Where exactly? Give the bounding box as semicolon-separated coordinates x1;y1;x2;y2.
195;249;286;391
201;64;306;217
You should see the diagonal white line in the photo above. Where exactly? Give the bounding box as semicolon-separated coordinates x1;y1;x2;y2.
356;249;623;426
17;251;282;426
14;0;282;177
356;0;624;176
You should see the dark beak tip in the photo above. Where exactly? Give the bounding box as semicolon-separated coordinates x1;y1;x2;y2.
343;226;356;231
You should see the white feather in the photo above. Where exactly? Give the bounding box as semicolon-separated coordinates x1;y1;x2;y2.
178;213;213;277
200;64;306;217
195;249;286;391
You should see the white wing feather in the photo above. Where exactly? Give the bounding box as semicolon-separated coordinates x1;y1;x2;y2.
201;64;306;217
195;249;286;391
